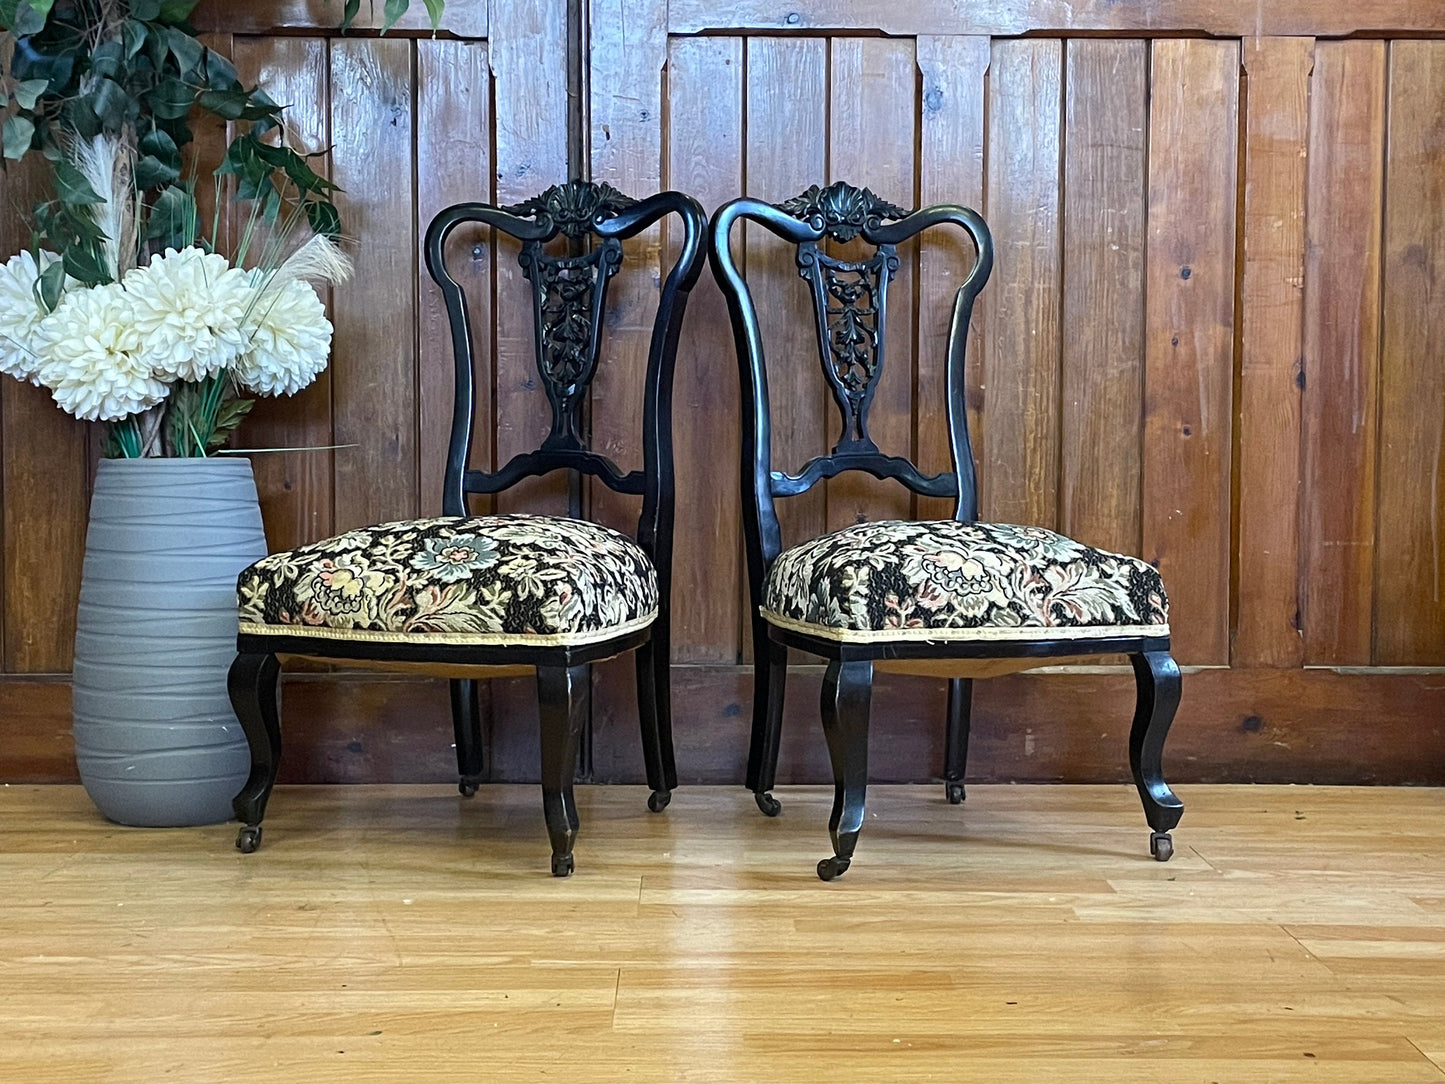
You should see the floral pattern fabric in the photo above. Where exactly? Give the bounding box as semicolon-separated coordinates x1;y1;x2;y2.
237;514;657;646
762;520;1169;643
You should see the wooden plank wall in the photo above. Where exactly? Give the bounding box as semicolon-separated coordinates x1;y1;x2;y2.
2;0;1444;787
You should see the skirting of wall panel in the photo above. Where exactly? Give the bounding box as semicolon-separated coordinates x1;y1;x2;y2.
4;667;1441;787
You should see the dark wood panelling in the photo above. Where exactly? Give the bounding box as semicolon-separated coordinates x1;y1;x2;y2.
1375;41;1445;666
329;38;418;531
416;38;493;518
194;0;488;37
825;36;917;529
663;35;745;663
6;667;1442;786
1142;39;1239;666
1234;38;1312;669
1300;41;1386;666
982;38;1062;529
915;35;989;522
231;35;335;553
1060;38;1147;557
668;0;1445;37
742;37;830;559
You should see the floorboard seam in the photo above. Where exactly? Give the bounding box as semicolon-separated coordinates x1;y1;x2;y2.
1405;1038;1445;1077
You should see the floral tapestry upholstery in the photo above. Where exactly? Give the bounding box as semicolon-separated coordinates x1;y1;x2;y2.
237;515;657;647
761;520;1169;643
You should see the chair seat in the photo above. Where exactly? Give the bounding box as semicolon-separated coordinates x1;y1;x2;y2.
237;514;657;648
762;520;1168;644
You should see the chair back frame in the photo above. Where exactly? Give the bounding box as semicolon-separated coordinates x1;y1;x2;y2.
424;181;708;573
708;181;993;591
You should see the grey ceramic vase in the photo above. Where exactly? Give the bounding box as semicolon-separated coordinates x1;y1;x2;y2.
72;456;268;827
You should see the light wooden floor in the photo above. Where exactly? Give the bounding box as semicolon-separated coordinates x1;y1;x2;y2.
1;783;1443;1082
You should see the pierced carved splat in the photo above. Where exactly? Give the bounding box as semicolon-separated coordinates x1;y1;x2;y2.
504;180;637;239
776;181;909;243
518;239;623;449
797;243;900;452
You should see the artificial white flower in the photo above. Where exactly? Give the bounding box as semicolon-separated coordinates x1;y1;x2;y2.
233;275;333;397
34;283;169;422
124;246;252;382
0;250;65;385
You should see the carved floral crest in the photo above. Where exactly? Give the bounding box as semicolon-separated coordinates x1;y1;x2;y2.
504;180;637;238
776;182;909;243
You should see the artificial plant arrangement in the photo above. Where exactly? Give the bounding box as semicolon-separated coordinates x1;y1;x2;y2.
0;0;444;457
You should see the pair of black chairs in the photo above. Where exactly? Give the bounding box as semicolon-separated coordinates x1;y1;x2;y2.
229;180;1182;880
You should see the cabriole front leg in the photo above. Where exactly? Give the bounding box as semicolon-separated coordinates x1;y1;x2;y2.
817;659;873;881
1129;650;1184;862
537;664;588;877
228;651;281;854
943;677;972;804
450;678;484;797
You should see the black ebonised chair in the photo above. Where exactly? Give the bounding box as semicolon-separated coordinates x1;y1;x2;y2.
228;182;706;876
709;182;1183;880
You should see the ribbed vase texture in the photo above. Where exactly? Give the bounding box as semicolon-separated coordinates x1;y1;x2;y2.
72;457;267;827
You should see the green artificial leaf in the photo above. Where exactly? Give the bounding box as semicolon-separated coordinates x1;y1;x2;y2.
135;152;179;189
0;0;48;35
123;19;148;58
129;0;161;20
382;0;407;31
89;77;130;129
13;78;49;110
140;126;179;163
148;77;195;120
62;242;110;286
198;87;247;120
35;258;65;312
165;26;203;75
54;158;101;204
3;115;35;160
90;39;124;79
208;397;255;450
423;0;444;28
158;0;201;22
340;0;362;29
203;48;240;90
305;198;341;238
144;183;196;242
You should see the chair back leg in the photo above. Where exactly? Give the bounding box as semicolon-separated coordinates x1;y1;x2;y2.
745;626;788;817
635;629;675;812
943;677;973;804
450;678;485;797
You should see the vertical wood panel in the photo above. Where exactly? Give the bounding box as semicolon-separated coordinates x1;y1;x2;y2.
1300;40;1385;665
982;38;1062;529
1143;39;1239;666
0;157;88;674
1376;41;1445;665
490;0;570;523
487;0;569;778
1060;38;1148;557
916;35;988;523
826;36;917;530
744;38;829;554
329;38;418;531
232;35;335;551
1235;37;1312;668
665;36;744;663
417;39;492;518
588;0;664;540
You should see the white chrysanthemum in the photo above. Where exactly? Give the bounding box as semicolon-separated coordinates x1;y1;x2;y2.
34;283;170;422
0;250;65;385
233;276;333;397
124;247;252;382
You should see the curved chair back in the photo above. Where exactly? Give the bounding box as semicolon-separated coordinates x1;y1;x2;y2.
425;182;708;568
709;182;992;578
